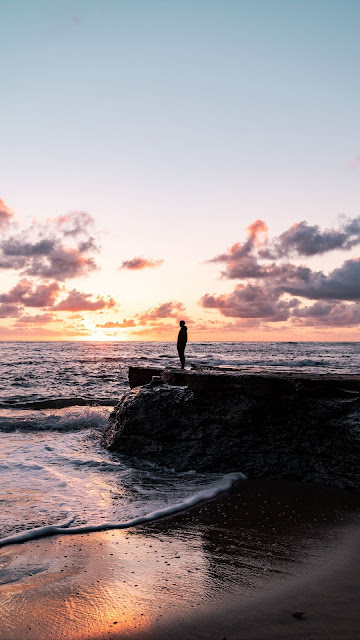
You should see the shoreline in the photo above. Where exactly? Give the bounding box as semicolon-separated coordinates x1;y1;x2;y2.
1;479;360;640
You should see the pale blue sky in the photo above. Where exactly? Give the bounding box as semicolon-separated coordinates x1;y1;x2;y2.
1;0;359;339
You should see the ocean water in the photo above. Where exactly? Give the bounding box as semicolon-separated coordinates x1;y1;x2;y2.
0;341;359;547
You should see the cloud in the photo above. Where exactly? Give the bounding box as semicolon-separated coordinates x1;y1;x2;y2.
0;210;100;280
55;289;116;312
211;217;360;276
139;301;185;322
292;301;360;327
53;211;94;236
0;303;22;318
119;257;164;270
201;255;360;327
247;219;269;244
271;219;360;257
203;215;360;328
0;198;14;231
15;313;56;324
210;219;268;266
0;279;60;307
95;319;136;329
24;245;98;279
281;258;360;300
201;284;298;321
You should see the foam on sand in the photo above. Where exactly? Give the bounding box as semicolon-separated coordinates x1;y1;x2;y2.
0;471;246;548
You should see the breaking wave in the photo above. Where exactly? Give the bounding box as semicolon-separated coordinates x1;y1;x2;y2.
0;405;111;432
0;472;246;548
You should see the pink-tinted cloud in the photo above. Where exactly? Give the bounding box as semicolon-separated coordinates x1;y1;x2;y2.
280;258;360;301
351;156;360;169
210;222;267;266
203;216;360;328
247;219;268;244
292;301;360;327
55;289;116;312
0;210;100;280
270;219;360;257
0;303;22;318
53;211;94;236
201;284;298;321
15;313;56;324
0;279;60;307
95;319;136;329
211;217;360;276
119;256;164;271
24;245;98;280
139;301;185;322
0;198;14;231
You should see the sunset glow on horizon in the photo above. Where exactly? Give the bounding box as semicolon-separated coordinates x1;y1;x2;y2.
1;1;360;342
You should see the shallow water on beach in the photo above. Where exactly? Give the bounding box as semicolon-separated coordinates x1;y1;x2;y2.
0;341;359;545
1;480;360;640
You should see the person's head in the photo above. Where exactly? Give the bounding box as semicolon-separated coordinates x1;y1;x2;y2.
179;320;185;327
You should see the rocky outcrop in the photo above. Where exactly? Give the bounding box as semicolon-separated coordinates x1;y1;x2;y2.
102;368;360;490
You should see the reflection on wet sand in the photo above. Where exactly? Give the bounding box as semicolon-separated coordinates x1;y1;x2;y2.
0;526;208;639
1;480;360;640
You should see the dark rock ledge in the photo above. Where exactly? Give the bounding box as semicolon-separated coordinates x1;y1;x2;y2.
102;367;360;490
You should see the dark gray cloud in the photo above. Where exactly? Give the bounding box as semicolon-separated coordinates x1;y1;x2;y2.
0;279;60;307
0;211;99;280
24;246;98;280
0;303;22;318
2;238;56;257
292;301;360;327
268;217;360;258
204;215;360;327
201;284;299;321
210;217;360;279
201;258;360;326
281;259;360;300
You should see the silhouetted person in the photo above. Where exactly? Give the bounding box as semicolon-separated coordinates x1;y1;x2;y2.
177;320;187;369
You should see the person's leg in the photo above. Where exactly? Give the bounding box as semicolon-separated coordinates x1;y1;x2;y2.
177;346;185;368
181;347;185;368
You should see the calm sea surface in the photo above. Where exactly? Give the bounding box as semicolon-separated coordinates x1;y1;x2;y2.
0;341;359;545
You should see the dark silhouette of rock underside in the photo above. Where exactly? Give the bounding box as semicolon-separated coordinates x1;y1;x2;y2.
102;367;360;490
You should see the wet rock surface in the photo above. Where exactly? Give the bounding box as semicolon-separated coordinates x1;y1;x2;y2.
102;367;360;490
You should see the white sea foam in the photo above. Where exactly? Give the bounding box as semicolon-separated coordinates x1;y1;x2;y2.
0;472;245;548
0;405;111;432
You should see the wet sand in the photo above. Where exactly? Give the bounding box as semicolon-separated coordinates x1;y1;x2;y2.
1;479;360;640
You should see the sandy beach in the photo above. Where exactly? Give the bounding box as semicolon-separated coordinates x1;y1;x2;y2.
1;479;360;640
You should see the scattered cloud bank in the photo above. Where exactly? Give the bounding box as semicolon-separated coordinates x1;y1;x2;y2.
119;256;164;270
2;195;360;338
0;200;114;331
202;216;360;329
